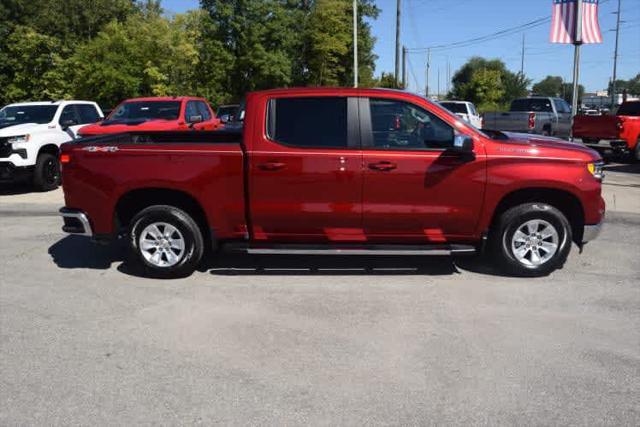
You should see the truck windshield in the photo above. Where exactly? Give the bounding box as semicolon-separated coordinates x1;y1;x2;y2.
510;98;553;112
617;102;640;116
107;101;181;122
0;105;58;126
440;102;468;114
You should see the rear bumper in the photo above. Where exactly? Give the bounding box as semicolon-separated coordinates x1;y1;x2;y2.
59;208;93;236
0;162;34;182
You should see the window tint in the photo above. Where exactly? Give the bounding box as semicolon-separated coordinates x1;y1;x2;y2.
0;105;57;125
511;98;553;112
268;97;348;148
76;104;101;124
185;101;200;121
469;104;478;115
553;99;570;114
59;105;79;125
617;102;640;116
370;99;455;150
197;102;212;120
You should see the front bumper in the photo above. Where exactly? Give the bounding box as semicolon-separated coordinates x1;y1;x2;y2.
0;162;34;182
59;208;93;236
582;222;603;243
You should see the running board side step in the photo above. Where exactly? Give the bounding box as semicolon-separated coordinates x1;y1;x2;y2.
223;243;477;256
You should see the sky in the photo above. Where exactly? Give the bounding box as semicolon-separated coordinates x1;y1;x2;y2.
163;0;640;93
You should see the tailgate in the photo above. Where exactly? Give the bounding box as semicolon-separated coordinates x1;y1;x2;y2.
572;115;619;139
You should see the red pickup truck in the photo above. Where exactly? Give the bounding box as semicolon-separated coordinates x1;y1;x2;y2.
573;101;640;161
59;88;605;278
78;96;221;137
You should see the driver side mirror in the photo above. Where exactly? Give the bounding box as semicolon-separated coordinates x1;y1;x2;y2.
60;119;78;130
188;115;203;126
449;135;475;156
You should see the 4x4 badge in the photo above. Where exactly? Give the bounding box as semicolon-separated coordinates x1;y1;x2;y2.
82;146;119;152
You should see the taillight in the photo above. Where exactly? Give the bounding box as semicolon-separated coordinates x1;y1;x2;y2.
60;153;71;164
616;118;624;132
528;112;536;129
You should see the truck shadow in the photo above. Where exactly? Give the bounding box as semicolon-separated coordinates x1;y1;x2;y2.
0;183;51;196
49;236;507;277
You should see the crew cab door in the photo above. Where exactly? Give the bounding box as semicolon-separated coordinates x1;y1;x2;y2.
360;97;486;242
248;96;363;242
553;98;572;138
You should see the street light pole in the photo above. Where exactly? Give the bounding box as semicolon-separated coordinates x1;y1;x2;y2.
353;0;358;88
571;0;583;128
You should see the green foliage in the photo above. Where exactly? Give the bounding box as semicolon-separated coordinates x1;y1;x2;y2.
449;57;531;111
532;75;584;104
374;72;403;89
0;0;380;107
609;74;640;96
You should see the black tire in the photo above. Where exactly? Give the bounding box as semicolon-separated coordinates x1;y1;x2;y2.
128;205;204;279
489;203;572;277
582;138;599;145
633;138;640;163
33;152;61;191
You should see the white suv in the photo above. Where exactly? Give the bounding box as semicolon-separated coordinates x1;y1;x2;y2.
0;101;103;190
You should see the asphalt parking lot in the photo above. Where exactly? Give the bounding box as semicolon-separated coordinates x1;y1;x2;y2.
1;163;639;425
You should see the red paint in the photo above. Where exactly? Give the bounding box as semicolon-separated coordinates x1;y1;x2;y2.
61;87;605;246
573;101;640;152
78;96;221;137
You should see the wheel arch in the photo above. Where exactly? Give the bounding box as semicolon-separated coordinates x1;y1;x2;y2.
38;144;60;157
114;187;214;249
489;187;585;245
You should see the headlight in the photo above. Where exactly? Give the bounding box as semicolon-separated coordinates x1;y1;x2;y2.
587;161;604;181
7;134;30;144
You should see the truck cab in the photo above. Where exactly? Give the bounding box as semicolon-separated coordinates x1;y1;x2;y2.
0;100;103;190
78;96;221;137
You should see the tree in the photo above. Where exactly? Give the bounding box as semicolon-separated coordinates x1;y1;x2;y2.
608;73;640;97
449;57;530;110
374;72;403;89
532;75;584;104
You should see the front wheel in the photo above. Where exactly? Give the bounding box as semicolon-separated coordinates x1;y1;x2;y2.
128;205;204;278
490;203;572;277
33;152;61;191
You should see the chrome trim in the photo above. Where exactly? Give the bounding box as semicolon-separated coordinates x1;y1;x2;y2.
60;209;93;236
582;222;603;243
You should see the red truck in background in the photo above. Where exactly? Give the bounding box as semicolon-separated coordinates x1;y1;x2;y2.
573;101;640;162
78;96;221;137
59;88;605;279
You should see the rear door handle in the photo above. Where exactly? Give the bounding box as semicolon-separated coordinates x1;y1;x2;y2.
258;161;286;171
368;161;397;171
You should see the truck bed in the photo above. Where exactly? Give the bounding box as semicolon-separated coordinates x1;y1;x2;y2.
60;131;247;239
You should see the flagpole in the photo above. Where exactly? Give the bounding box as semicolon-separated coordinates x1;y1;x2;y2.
571;0;583;139
353;0;358;88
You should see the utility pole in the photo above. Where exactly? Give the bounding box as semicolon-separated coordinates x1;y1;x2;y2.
571;0;583;125
447;60;451;95
425;48;431;98
395;0;402;86
402;46;407;88
520;33;526;75
611;0;622;108
353;0;358;88
437;68;441;99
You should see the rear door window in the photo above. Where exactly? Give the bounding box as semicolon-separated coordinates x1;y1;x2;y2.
76;104;101;124
267;97;348;148
511;98;553;112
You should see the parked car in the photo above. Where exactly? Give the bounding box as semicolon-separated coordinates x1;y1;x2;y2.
483;97;572;138
0;100;103;190
59;88;605;279
216;104;239;123
439;100;483;129
573;100;640;161
78;96;220;137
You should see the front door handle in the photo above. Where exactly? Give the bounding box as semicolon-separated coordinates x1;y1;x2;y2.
258;161;286;171
368;161;397;171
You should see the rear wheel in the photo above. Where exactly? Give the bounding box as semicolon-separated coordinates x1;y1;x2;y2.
33;152;60;191
490;203;572;277
128;205;204;278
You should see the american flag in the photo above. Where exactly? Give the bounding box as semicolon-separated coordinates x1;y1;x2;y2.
550;0;603;44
